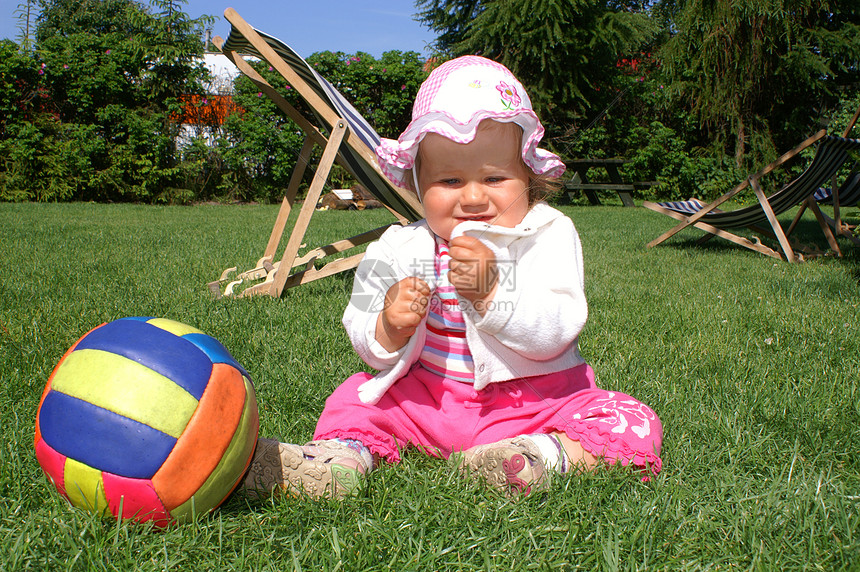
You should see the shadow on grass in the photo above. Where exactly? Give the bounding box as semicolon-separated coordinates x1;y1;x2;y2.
652;216;860;262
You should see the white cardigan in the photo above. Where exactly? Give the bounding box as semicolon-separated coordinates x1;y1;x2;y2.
343;202;588;404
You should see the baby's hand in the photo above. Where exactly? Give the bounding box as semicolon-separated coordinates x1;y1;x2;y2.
376;277;431;351
448;235;498;313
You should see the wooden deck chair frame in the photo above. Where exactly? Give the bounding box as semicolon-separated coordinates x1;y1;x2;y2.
643;130;860;262
813;172;860;245
207;8;423;298
795;103;860;245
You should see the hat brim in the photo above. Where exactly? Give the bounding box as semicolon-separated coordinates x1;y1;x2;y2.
376;111;565;188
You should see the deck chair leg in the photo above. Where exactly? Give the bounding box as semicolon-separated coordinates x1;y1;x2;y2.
827;215;860;244
644;130;860;261
267;120;349;297
806;198;842;256
786;201;808;238
832;177;844;238
644;211;692;248
691;219;783;259
750;178;796;262
645;182;749;248
261;136;316;262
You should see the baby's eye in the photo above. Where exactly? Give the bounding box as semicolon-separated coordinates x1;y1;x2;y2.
440;178;461;186
485;176;506;184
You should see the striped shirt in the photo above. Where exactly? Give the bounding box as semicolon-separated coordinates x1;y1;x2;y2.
418;238;474;382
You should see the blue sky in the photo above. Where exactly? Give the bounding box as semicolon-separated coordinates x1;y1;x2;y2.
2;1;437;58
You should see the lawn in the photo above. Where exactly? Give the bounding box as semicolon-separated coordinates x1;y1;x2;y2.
1;201;858;570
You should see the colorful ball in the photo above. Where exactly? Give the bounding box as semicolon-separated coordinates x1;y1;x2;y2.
34;317;259;526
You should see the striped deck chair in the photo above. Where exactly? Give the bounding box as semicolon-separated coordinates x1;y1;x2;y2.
807;107;860;245
810;171;860;244
208;8;423;298
643;131;860;261
814;172;860;207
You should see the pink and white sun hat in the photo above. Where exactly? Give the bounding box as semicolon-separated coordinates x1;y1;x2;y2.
375;55;566;189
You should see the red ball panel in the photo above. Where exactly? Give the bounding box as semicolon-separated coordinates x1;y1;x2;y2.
102;472;171;527
34;438;68;499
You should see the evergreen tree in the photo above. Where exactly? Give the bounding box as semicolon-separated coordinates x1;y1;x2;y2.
414;0;485;54
414;0;657;140
657;0;860;168
13;1;38;51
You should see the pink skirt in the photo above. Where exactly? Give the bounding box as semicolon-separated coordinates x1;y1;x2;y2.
314;363;662;473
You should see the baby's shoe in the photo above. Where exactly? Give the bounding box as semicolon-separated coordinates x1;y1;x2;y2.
242;438;368;499
454;436;549;496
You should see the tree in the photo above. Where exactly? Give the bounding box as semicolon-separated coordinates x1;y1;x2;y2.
306;50;427;138
0;0;212;202
14;1;38;51
414;0;485;54
657;0;860;169
135;0;212;103
35;0;138;42
214;61;306;203
0;40;41;135
414;0;658;140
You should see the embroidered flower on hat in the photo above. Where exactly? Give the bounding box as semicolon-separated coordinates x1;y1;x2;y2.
496;81;521;110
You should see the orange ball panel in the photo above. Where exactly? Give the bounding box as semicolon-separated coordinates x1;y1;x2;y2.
151;363;246;510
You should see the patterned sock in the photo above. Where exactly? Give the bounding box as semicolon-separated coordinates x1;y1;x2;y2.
519;433;569;474
331;438;375;472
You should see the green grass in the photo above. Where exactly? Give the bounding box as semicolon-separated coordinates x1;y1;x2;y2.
1;201;859;570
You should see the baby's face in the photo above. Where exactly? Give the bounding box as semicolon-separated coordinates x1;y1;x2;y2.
417;121;530;241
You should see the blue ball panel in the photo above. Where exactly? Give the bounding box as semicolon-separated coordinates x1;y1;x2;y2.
39;390;177;479
182;333;250;379
76;319;211;400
